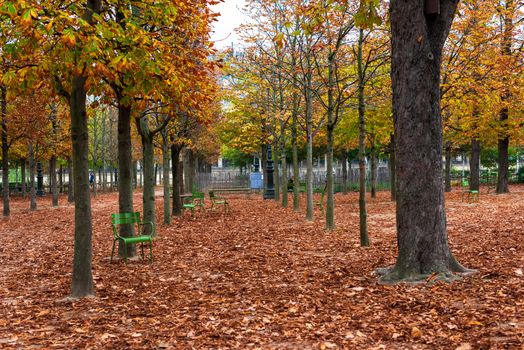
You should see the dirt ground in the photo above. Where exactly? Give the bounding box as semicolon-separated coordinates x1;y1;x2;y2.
0;185;523;349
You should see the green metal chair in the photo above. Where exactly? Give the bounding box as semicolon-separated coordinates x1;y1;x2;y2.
111;212;154;263
209;190;229;213
192;191;206;211
181;194;196;215
313;187;326;213
461;179;479;203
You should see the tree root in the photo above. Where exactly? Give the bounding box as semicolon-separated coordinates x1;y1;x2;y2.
376;265;477;285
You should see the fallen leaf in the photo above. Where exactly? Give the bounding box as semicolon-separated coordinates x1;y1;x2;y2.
411;326;422;339
455;343;472;350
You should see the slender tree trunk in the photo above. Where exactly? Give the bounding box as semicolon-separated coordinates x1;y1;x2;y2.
370;145;378;199
50;156;58;207
357;28;369;246
59;164;63;194
69;67;95;297
291;100;300;211
470;138;480;191
273;140;280;202
117;103;135;257
280;142;288;208
389;134;396;201
67;157;74;202
497;135;509;193
305;74;314;221
1;85;9;217
381;0;469;283
162;130;171;224
326;54;336;230
140;133;156;235
101;110;107;192
21;158;27;199
28;143;37;211
342;151;348;194
171;144;182;216
261;144;268;189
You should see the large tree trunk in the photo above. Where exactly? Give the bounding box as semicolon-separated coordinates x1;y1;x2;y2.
380;0;469;283
69;71;94;298
50;156;58;207
470;138;480;191
357;28;369;246
496;1;513;194
28;143;37;211
171;144;182;216
161;130;171;224
1;85;9;217
117;103;135;258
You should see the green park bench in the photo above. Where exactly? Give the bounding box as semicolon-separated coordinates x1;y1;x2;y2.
111;212;154;263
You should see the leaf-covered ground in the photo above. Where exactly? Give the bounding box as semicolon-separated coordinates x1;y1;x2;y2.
1;186;523;349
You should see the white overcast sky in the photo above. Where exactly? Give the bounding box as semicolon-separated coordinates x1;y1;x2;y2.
211;0;248;49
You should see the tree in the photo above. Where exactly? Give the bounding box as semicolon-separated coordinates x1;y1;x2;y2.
379;0;472;283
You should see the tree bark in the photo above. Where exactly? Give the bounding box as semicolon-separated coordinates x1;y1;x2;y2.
162;129;171;224
59;163;64;194
1;85;9;217
305;72;314;221
370;144;377;199
357;28;369;246
291;95;300;211
326;53;336;230
381;0;469;283
69;70;94;297
50;156;58;207
496;0;513;194
171;144;182;216
117;103;135;258
280;142;288;208
139;132;156;235
273;140;280;202
261;144;268;190
470;138;480;191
